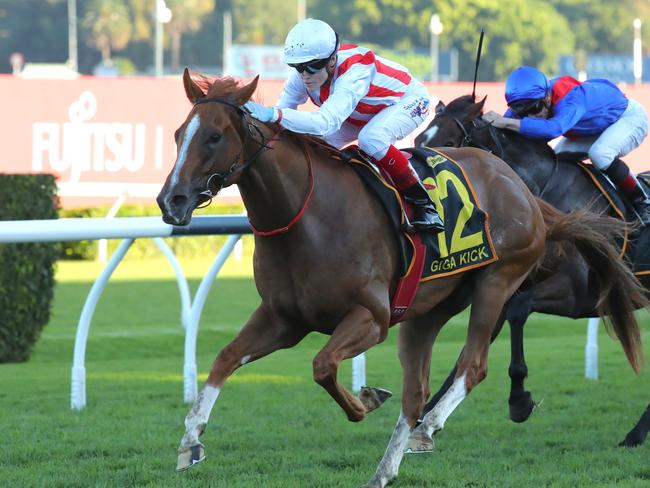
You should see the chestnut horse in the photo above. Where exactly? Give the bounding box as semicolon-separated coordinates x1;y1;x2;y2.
416;94;650;448
157;71;645;487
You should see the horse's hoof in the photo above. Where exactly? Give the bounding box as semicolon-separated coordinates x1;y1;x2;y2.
359;387;392;413
618;432;646;448
509;391;535;423
176;444;205;471
404;431;434;454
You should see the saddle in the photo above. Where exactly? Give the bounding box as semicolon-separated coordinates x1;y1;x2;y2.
557;152;650;275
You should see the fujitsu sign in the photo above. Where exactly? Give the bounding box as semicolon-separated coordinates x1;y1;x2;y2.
0;77;200;206
32;91;156;183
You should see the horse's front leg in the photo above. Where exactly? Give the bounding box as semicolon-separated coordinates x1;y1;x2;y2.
176;305;307;471
505;291;534;423
619;402;650;447
312;302;389;422
507;270;585;423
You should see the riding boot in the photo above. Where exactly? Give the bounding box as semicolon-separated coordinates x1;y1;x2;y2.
374;144;444;232
401;180;445;232
604;157;650;226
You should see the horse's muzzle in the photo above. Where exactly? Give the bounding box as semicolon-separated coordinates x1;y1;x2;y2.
157;191;195;226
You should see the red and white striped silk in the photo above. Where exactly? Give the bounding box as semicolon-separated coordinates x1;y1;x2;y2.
276;44;422;136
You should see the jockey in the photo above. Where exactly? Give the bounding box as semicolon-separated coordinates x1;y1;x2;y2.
483;66;650;225
243;18;444;232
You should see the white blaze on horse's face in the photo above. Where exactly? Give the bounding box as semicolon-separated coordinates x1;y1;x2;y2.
170;113;201;188
419;125;439;147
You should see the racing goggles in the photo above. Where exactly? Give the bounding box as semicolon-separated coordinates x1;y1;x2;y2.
508;98;547;117
289;57;331;74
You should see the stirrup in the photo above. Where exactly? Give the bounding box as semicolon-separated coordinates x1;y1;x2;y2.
410;207;444;232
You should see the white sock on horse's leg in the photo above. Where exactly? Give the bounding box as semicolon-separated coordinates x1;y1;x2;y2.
179;385;221;449
366;411;411;488
420;372;467;436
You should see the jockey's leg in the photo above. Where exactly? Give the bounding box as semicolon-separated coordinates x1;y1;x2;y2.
602;157;650;225
589;99;650;225
375;145;444;231
357;91;444;232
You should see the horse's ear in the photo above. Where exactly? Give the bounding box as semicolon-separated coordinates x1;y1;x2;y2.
435;101;446;114
183;68;206;103
233;76;260;105
469;95;488;118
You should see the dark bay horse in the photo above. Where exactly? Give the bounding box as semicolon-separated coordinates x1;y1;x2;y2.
416;94;650;448
157;71;646;487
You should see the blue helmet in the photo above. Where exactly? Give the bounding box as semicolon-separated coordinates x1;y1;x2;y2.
505;66;549;104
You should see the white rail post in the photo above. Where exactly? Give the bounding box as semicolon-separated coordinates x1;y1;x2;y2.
98;192;128;263
183;234;242;403
585;317;599;380
352;353;366;393
71;238;134;410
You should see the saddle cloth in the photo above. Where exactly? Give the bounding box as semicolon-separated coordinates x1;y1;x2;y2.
577;162;650;276
344;146;498;323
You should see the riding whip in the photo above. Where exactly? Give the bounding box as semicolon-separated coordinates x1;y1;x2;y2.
471;29;485;100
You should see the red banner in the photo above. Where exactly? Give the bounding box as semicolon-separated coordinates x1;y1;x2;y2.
1;75;649;208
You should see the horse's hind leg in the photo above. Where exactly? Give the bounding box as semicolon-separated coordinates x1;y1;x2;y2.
419;315;506;422
367;284;516;486
413;282;517;440
312;302;389;422
410;314;506;453
176;306;307;471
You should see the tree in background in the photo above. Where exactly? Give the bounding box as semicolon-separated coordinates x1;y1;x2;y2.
0;0;648;78
551;0;642;54
312;0;574;80
81;0;132;63
0;0;68;68
166;0;215;71
229;0;299;45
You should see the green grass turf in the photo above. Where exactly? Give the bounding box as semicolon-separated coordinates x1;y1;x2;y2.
0;253;648;487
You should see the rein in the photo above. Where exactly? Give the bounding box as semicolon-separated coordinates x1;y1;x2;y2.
193;96;314;236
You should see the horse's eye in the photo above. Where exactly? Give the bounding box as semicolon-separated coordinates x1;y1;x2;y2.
208;133;222;144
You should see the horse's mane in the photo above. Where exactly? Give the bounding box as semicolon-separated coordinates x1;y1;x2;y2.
189;72;344;159
190;72;242;99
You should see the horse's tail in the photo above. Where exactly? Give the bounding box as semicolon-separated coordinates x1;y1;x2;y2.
536;197;646;373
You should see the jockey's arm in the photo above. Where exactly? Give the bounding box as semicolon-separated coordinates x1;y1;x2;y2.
277;65;372;137
519;100;585;140
485;97;585;141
